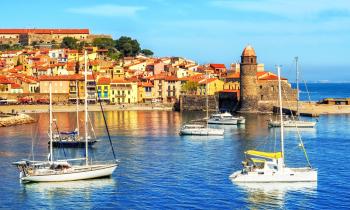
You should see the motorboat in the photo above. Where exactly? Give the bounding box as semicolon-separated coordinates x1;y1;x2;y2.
179;124;224;136
208;112;245;125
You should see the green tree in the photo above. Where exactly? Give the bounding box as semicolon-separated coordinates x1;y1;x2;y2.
92;38;115;49
115;36;140;57
60;37;78;49
181;81;198;94
140;49;154;57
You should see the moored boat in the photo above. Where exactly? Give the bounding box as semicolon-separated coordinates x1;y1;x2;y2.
230;66;317;183
179;124;224;136
13;51;118;182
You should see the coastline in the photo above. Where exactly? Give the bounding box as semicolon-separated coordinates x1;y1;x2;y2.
0;104;174;113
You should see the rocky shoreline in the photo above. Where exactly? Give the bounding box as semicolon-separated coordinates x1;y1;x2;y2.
0;113;36;127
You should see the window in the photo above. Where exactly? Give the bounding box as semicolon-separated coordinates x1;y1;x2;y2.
261;95;263;100
128;90;130;95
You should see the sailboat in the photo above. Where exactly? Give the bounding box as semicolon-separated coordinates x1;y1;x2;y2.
51;79;97;147
230;66;317;183
268;57;316;128
179;74;224;136
13;51;118;182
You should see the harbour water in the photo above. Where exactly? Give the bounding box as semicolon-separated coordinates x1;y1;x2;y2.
0;109;350;209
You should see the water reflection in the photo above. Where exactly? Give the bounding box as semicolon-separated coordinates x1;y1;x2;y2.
23;178;116;195
21;178;117;207
235;182;317;209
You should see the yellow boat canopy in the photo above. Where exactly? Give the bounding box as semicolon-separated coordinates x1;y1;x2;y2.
245;150;282;159
250;158;266;163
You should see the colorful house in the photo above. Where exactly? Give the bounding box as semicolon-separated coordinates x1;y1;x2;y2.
138;82;154;103
197;78;225;96
110;79;138;104
96;77;111;103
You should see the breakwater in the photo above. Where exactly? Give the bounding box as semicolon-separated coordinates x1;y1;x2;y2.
0;113;35;127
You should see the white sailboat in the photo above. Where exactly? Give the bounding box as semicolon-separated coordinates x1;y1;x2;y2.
180;74;224;136
268;57;316;128
230;66;317;183
13;51;118;182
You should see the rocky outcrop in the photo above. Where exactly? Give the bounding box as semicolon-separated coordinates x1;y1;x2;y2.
0;114;35;127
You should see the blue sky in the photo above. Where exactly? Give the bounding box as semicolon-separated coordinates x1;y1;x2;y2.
1;0;350;81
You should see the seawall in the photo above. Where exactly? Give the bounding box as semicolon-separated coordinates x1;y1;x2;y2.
0;113;35;127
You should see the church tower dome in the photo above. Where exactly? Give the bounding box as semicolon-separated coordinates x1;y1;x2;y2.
241;45;256;57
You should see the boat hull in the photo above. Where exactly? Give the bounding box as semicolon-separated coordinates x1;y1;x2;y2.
207;119;237;125
230;168;317;183
21;164;117;182
51;140;97;148
268;121;316;128
180;128;224;136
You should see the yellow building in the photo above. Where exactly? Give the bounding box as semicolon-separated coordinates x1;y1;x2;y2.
138;82;155;103
197;78;224;96
66;50;79;61
96;77;111;103
110;79;138;104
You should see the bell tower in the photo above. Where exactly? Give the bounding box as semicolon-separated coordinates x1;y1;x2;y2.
239;45;258;112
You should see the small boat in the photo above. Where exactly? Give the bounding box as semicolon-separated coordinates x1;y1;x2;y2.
179;124;224;136
208;112;245;125
230;66;317;183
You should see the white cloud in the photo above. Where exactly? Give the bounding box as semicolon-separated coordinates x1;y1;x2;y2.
66;4;145;17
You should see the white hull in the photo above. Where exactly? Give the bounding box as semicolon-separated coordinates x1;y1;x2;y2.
269;120;316;128
230;167;317;183
21;164;117;182
180;128;224;136
208;119;237;125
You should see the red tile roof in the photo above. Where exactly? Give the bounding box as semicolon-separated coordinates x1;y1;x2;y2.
210;64;226;69
111;79;131;83
11;83;21;89
38;74;83;81
198;78;218;85
0;76;13;84
0;29;89;34
138;82;153;87
97;77;111;85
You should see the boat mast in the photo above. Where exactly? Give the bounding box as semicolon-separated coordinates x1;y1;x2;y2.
76;80;79;137
295;56;299;116
84;50;88;166
49;72;53;163
277;65;285;163
206;72;208;128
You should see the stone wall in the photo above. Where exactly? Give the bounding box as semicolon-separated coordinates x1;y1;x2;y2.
256;80;297;112
257;80;297;101
179;95;218;111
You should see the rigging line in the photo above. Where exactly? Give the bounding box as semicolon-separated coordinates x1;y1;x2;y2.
281;81;312;167
52;115;67;158
89;60;117;160
87;114;97;140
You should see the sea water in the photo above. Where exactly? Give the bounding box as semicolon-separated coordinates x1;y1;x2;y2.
0;83;350;209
